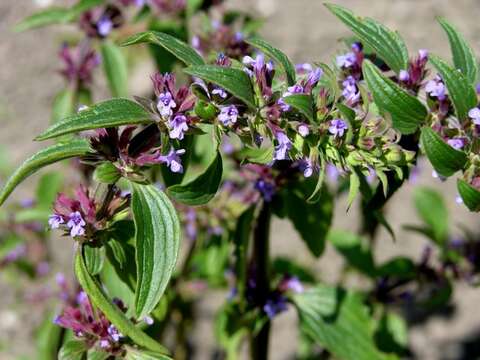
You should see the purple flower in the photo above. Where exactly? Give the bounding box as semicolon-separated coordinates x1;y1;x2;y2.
97;17;113;37
243;54;264;72
168;114;188;140
341;76;360;105
326;163;339;183
299;159;314;178
218;105;239;126
295;63;313;73
143;316;154;325
297;123;310;137
336;52;356;68
305;68;323;88
273;131;292;160
107;324;123;342
263;295;288;319
455;194;464;204
212;87;227;99
328;119;348;138
447;138;465;150
158;147;186;173
425;76;446;100
468;107;480;125
281;276;304;294
255;179;276;202
399;70;410;82
157;91;176;118
67;211;86;237
418;49;428;61
48;214;64;229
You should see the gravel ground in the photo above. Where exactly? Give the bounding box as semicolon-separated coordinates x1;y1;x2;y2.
2;0;480;359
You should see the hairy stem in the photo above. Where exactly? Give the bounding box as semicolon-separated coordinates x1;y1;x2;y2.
249;201;272;360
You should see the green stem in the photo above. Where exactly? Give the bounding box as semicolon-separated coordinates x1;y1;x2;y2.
249;202;272;360
74;248;169;355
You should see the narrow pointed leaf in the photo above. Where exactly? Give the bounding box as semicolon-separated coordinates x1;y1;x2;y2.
362;59;427;134
58;340;88;360
420;127;467;177
325;3;408;73
246;37;296;85
168;151;223;205
75;250;169;354
293;285;394;360
282;94;316;123
239;146;274;165
51;88;76;125
36;99;152;141
101;41;129;97
184;65;256;108
121;31;204;66
438;17;478;84
14;8;70;32
126;347;172;360
0;139;91;206
413;187;449;244
130;183;180;319
457;179;480;211
83;244;106;275
429;55;477;120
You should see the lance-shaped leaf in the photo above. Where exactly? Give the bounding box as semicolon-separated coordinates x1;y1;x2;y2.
325;3;408;73
14;8;71;32
121;31;205;66
282;94;316;123
35;99;152;141
130;183;180;319
125;347;172;360
168;151;223;205
101;41;129;97
246;37;296;85
83;244;106;276
239;146;274;165
75;250;169;354
51;89;76;125
292;285;394;360
184;65;256;108
420;127;467;177
58;340;88;360
429;55;477;120
438;17;478;84
362;60;427;134
413;187;449;244
0;139;91;206
457;179;480;212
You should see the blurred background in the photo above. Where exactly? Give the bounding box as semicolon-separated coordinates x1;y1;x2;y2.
2;0;480;359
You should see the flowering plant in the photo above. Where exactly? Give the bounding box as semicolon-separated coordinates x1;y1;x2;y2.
4;1;480;359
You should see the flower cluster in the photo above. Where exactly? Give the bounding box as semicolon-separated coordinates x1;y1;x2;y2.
59;42;100;88
48;185;128;240
79;5;124;38
54;290;125;354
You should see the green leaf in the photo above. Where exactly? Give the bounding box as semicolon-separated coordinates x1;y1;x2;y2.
125;347;172;360
328;230;376;277
35;99;152;141
325;3;408;73
239;146;274;165
438;17;478;84
36;172;63;208
58;340;87;360
420;127;467;177
87;349;110;360
413;187;449;244
286;179;333;257
74;250;169;354
35;310;63;360
293;285;395;360
168;151;223;206
83;244;106;276
282;94;316;123
246;37;296;85
362;60;427;134
130;183;180;319
0;139;91;206
429;54;477;120
93;162;121;184
233;206;255;299
51;89;76;125
457;179;480;211
374;312;409;356
14;8;70;32
121;31;204;66
101;41;129;97
184;65;256;108
376;257;416;279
